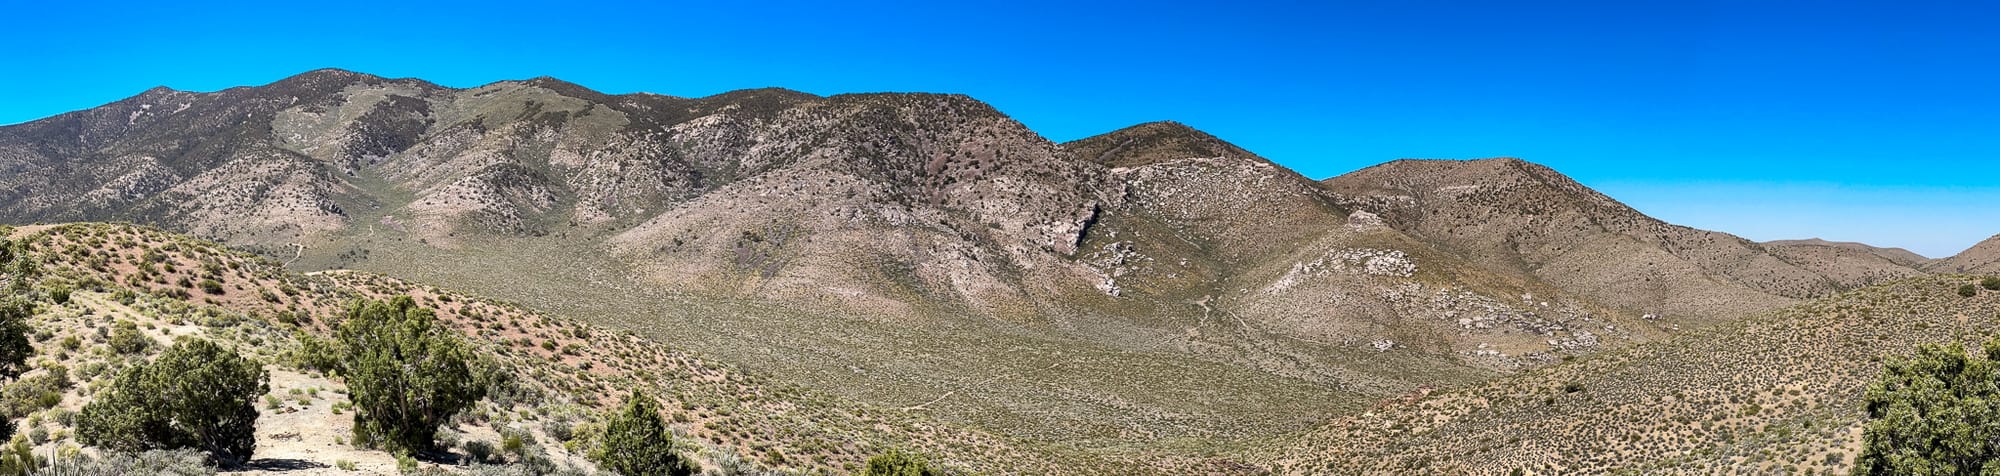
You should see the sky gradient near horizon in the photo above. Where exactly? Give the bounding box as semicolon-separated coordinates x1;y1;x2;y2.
4;1;1997;256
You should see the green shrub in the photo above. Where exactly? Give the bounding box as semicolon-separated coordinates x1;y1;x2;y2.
596;394;696;476
544;420;574;443
76;337;268;466
1;368;72;418
1855;338;2000;474
1983;277;2000;291
502;432;525;458
1960;284;1979;298
47;286;69;305
862;448;943;476
0;436;38;475
339;296;485;453
396;452;419;474
284;332;343;373
197;279;223;295
107;321;151;355
464;439;497;464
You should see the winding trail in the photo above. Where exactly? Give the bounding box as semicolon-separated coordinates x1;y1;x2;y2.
283;242;305;266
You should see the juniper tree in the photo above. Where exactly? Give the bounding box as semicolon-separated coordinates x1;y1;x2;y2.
76;337;268;466
1853;339;2000;475
338;296;484;453
597;393;696;476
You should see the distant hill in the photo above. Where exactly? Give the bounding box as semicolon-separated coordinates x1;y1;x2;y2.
1930;234;2000;274
1763;238;1928;267
1321;158;1927;322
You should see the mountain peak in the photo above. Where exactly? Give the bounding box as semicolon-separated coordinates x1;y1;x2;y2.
1062;120;1260;168
1111;121;1212;141
260;68;386;95
512;76;618;103
521;75;581;87
1373;157;1532;174
703;87;819;100
1323;157;1590;199
275;67;379;83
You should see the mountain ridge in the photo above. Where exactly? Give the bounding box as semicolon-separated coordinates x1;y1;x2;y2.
1764;238;1928;263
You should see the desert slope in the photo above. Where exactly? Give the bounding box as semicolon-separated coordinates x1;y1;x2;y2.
1265;274;2000;474
0;222;1150;474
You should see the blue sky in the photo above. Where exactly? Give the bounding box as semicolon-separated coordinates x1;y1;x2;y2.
4;1;1996;256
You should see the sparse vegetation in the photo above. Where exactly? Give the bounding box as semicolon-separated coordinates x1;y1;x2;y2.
1;367;71;419
1266;275;2000;474
38;449;215;475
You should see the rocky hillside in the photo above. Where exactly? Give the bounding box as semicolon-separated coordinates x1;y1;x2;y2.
1263;274;2000;475
1060;124;1654;382
1322;158;1927;322
0;69;1104;317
